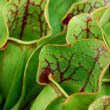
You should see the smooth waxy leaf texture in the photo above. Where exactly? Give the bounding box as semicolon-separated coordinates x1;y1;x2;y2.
47;0;78;34
37;39;110;94
0;12;8;48
31;85;61;110
98;69;110;97
89;96;110;110
45;69;110;110
0;39;40;110
10;32;66;110
10;47;43;110
66;13;103;45
46;93;96;110
3;0;50;41
92;7;110;48
62;0;105;26
46;82;110;110
98;81;110;97
0;32;66;110
0;0;110;109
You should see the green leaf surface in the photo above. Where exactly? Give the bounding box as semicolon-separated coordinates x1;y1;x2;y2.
30;85;61;110
47;0;77;34
66;13;103;45
0;12;8;48
37;39;110;94
46;93;96;110
89;96;110;110
37;31;66;48
98;69;110;97
10;47;43;110
46;95;65;110
0;39;39;110
46;84;110;110
0;0;8;10
62;0;105;26
0;0;110;110
3;0;51;41
0;32;66;110
92;7;110;48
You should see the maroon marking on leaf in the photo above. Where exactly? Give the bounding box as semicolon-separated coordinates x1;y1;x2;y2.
72;16;99;40
0;42;8;50
67;43;72;47
80;16;93;38
39;59;53;83
59;63;82;84
47;53;89;84
19;0;30;39
105;97;110;102
38;9;45;36
80;46;106;92
62;13;73;25
103;97;110;110
62;1;105;26
18;0;21;3
40;45;106;87
86;16;92;38
8;0;48;39
8;1;20;30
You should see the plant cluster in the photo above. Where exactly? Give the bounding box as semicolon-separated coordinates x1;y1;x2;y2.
0;0;110;110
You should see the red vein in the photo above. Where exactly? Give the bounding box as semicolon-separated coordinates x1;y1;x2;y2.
19;0;30;39
62;1;105;26
80;46;106;92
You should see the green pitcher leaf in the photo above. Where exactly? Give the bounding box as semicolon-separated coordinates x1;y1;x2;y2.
62;0;105;26
30;85;61;110
4;32;66;110
92;7;110;48
0;0;109;109
10;47;43;110
3;0;51;41
89;96;110;110
0;12;8;48
46;87;110;110
47;0;78;34
66;13;103;45
37;39;110;94
98;82;110;98
0;39;39;110
98;69;110;96
46;95;65;110
46;93;96;110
